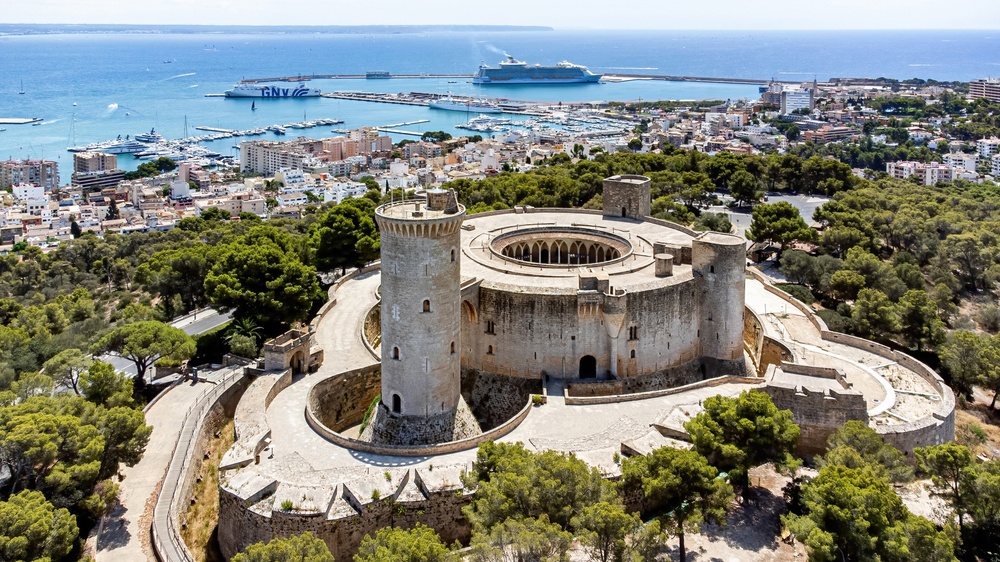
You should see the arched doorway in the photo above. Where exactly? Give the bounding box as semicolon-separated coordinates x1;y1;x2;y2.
290;350;306;374
579;355;597;379
621;206;627;217
392;394;401;415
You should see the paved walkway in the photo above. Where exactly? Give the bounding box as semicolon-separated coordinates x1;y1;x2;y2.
92;370;231;562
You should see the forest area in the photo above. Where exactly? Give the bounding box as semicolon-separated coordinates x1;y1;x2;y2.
3;146;1000;560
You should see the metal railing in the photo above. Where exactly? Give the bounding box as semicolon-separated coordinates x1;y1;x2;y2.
151;366;246;562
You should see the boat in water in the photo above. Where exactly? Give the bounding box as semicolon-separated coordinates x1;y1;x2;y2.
456;115;513;133
473;57;602;85
134;128;165;143
224;83;322;98
429;95;503;114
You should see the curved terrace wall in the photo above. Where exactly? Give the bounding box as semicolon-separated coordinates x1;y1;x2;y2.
306;366;533;457
748;269;954;454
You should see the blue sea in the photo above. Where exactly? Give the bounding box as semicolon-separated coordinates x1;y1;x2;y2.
1;29;998;172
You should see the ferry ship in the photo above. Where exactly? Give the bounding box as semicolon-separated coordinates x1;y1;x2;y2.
429;95;503;114
224;83;322;98
473;57;602;85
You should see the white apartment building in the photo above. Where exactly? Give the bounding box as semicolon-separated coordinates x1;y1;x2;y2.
970;79;1000;103
12;183;44;202
943;153;979;173
781;88;814;115
275;168;309;189
977;137;1000;159
993;154;1000;177
886;161;955;185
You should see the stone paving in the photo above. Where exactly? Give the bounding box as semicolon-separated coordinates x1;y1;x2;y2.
242;272;948;485
92;369;232;562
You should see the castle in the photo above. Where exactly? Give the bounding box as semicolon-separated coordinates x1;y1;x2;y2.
211;174;954;561
364;175;749;446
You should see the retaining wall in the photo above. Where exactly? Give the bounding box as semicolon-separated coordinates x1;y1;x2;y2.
306;393;532;457
152;367;249;562
564;374;762;406
218;466;474;562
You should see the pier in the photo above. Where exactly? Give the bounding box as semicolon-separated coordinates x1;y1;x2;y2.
195;126;237;134
374;128;424;136
0;117;44;125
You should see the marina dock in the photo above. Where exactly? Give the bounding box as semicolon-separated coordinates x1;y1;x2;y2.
0;117;44;125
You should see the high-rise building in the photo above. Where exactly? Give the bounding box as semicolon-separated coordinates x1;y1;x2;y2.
0;159;59;190
73;151;117;173
970;79;1000;103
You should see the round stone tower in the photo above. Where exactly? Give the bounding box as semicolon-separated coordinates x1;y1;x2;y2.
692;232;747;375
368;189;481;445
602;174;651;220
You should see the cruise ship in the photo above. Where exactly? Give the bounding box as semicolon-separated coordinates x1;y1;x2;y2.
428;95;503;114
473;57;602;85
224;83;322;98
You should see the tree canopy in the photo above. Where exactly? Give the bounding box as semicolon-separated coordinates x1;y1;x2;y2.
685;390;800;496
622;447;732;562
90;320;195;380
233;531;335;562
354;524;450;562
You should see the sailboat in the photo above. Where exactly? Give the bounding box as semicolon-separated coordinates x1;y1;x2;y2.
18;79;25;95
251;101;256;112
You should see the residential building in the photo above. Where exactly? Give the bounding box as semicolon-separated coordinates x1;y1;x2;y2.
240;139;322;176
970;78;1000;103
403;142;442;159
943;153;979;173
886;161;954;185
73;152;117;173
1;159;59;190
977;137;1000;159
993;154;1000;177
803;126;855;144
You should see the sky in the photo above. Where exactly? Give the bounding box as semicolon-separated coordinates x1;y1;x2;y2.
3;0;1000;29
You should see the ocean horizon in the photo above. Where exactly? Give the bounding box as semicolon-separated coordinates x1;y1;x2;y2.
1;27;997;173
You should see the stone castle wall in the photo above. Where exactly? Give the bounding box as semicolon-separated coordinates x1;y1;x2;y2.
465;278;704;381
761;366;868;455
219;466;474;561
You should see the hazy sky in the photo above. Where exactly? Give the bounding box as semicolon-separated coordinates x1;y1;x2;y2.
4;0;1000;29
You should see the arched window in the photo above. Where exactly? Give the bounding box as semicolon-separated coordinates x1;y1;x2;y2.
423;299;431;313
450;341;456;354
487;345;494;355
630;349;636;359
451;249;456;262
392;346;400;360
392;394;401;414
621;206;627;217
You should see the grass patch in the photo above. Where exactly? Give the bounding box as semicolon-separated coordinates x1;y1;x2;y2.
181;418;234;562
359;394;381;435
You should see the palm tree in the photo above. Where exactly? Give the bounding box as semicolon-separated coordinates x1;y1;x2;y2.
226;317;263;346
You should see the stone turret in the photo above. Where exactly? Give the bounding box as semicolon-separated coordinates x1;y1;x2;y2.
692;232;747;375
602;174;651;220
368;189;481;445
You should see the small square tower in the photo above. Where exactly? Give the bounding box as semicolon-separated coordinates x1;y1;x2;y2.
602;175;651;220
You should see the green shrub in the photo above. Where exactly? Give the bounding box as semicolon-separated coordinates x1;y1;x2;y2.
777;283;815;304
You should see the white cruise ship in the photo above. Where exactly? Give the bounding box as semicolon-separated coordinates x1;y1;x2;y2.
225;83;322;98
